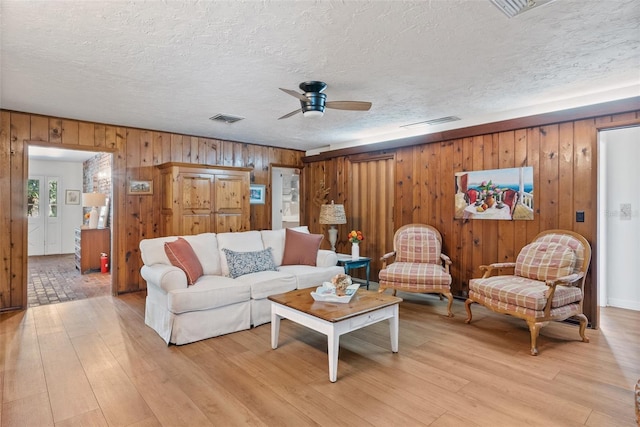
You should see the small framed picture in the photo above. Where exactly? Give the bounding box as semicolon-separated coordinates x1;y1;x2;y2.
65;189;81;205
250;184;266;204
128;179;153;195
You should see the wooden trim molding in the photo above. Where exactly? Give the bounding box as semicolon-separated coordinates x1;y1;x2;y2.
303;96;640;162
595;118;640;131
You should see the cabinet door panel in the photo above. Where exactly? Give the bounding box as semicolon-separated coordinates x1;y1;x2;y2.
214;213;245;233
182;175;212;210
214;175;245;212
182;214;213;235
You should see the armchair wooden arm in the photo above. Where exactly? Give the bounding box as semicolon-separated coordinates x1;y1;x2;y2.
544;272;584;288
380;251;396;269
479;262;516;278
440;253;452;273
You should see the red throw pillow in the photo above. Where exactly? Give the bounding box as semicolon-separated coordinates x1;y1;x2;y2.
281;228;323;266
164;237;203;285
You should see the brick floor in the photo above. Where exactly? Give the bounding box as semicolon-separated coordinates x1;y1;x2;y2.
28;254;111;307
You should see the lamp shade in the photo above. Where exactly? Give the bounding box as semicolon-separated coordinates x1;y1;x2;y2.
319;201;346;225
83;192;107;207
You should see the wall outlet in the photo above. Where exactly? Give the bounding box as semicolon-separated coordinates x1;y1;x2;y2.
576;211;585;222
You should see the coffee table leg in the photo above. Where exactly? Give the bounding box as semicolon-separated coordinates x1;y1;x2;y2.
327;330;339;382
390;304;399;353
271;310;281;350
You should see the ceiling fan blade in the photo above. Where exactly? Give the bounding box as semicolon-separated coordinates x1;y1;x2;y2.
325;101;372;111
278;109;302;120
279;88;309;101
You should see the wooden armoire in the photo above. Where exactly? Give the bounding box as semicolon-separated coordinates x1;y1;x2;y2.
157;162;252;236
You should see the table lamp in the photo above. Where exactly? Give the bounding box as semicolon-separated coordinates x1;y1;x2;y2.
319;201;346;251
83;192;107;229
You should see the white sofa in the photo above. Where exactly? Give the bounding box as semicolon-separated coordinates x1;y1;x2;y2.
139;227;344;345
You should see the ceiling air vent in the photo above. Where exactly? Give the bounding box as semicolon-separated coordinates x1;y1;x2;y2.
401;116;461;129
489;0;557;18
209;114;245;124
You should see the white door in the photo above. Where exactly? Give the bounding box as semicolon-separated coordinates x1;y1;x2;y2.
28;175;62;256
28;176;45;256
598;126;640;311
45;176;61;254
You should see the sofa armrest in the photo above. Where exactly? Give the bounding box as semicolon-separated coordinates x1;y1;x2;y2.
316;249;338;267
140;264;188;292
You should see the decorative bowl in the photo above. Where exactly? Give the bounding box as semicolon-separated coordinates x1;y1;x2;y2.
310;283;359;303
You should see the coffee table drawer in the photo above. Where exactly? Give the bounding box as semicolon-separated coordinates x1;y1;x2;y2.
349;306;394;329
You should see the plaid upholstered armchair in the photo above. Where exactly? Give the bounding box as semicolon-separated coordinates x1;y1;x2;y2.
465;229;591;355
378;224;453;317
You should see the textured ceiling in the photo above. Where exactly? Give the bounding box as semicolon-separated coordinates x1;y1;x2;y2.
1;1;639;155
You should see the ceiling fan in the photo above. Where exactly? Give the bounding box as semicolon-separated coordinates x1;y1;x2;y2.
278;81;372;120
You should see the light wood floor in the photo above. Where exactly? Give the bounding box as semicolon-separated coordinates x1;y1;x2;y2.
1;291;638;426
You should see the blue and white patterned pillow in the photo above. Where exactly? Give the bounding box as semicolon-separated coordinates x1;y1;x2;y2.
222;247;277;279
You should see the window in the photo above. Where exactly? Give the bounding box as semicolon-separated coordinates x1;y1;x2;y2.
27;179;40;217
48;179;58;217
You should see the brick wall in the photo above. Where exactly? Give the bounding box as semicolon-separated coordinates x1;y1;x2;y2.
83;152;112;227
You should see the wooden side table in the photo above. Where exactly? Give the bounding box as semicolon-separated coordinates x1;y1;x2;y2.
336;254;371;289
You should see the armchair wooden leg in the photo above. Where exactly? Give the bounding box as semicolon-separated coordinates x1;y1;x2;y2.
576;313;590;343
464;299;474;324
526;320;543;356
444;292;454;317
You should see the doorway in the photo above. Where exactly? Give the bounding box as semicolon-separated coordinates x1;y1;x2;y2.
597;125;640;311
27;145;113;306
271;166;301;230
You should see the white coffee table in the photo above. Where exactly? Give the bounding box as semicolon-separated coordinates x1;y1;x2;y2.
268;289;402;382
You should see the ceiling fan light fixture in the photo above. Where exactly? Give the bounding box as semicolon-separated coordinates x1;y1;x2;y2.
489;0;557;18
278;80;371;120
303;109;324;118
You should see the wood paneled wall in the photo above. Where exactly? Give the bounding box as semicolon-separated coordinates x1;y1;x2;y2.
0;110;304;310
302;110;640;328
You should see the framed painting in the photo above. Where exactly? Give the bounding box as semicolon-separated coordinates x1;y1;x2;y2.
128;179;153;195
454;167;534;220
65;189;80;205
250;184;266;204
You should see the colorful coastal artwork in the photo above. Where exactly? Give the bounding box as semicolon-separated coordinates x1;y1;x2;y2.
454;167;534;220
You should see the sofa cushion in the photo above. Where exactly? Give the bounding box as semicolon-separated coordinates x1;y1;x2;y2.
282;228;323;266
278;264;345;290
140;233;221;275
515;242;576;281
182;233;221;275
164;238;203;285
378;262;452;287
140;236;179;266
469;275;582;311
234;270;297;299
535;233;586;275
260;226;309;266
222;248;278;279
217;230;265;276
167;276;251;314
395;226;441;264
